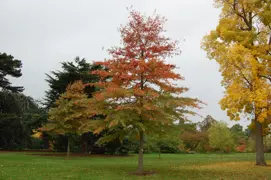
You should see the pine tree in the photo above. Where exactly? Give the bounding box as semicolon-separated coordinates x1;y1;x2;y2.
0;52;23;92
44;57;102;108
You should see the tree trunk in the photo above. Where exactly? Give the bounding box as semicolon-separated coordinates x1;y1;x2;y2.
81;134;85;153
158;147;161;159
85;141;88;154
89;139;92;154
137;131;144;173
43;133;49;149
255;120;266;166
67;137;70;157
264;137;267;153
81;134;88;154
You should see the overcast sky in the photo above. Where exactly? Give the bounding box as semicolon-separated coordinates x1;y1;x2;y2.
0;0;250;128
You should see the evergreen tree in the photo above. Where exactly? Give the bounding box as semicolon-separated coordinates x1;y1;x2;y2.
0;91;45;149
44;57;102;108
43;57;124;154
0;52;23;93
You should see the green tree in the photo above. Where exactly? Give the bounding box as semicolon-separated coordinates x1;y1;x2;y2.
0;91;44;149
0;53;23;92
148;125;181;158
247;137;256;153
42;81;96;156
264;135;271;152
44;57;102;108
198;115;217;132
208;121;234;153
44;57;104;153
180;131;208;153
230;124;245;144
231;124;243;134
0;53;46;150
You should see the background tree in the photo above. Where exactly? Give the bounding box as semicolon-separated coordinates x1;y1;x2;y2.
179;115;218;153
208;121;234;153
42;81;95;156
44;57;106;153
230;124;245;144
0;52;23;92
202;0;271;165
180;131;208;153
263;134;271;152
198;115;217;131
88;10;201;173
147;125;181;158
0;91;45;149
0;53;47;149
45;57;102;108
230;124;246;152
246;137;256;153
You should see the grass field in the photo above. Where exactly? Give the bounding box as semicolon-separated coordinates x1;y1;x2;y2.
1;152;271;180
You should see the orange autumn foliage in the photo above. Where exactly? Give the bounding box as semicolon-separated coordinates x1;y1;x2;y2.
86;9;201;141
85;10;202;172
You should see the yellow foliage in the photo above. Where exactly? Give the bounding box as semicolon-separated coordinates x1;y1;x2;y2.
31;130;43;139
202;0;271;125
42;81;97;136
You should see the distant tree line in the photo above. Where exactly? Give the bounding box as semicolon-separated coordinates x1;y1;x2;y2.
0;52;266;154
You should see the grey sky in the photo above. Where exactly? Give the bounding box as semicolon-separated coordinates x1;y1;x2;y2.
0;0;250;128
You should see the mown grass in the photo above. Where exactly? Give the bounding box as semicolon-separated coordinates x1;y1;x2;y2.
1;152;271;179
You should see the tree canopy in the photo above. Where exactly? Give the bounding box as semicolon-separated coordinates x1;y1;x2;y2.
0;91;46;149
0;52;23;92
42;81;96;155
44;57;102;108
87;10;202;173
202;0;271;165
43;81;95;135
208;121;235;153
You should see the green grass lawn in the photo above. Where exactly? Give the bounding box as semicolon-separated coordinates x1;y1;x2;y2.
1;152;271;180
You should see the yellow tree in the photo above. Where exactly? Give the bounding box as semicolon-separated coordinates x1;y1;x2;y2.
202;0;271;165
41;81;95;156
